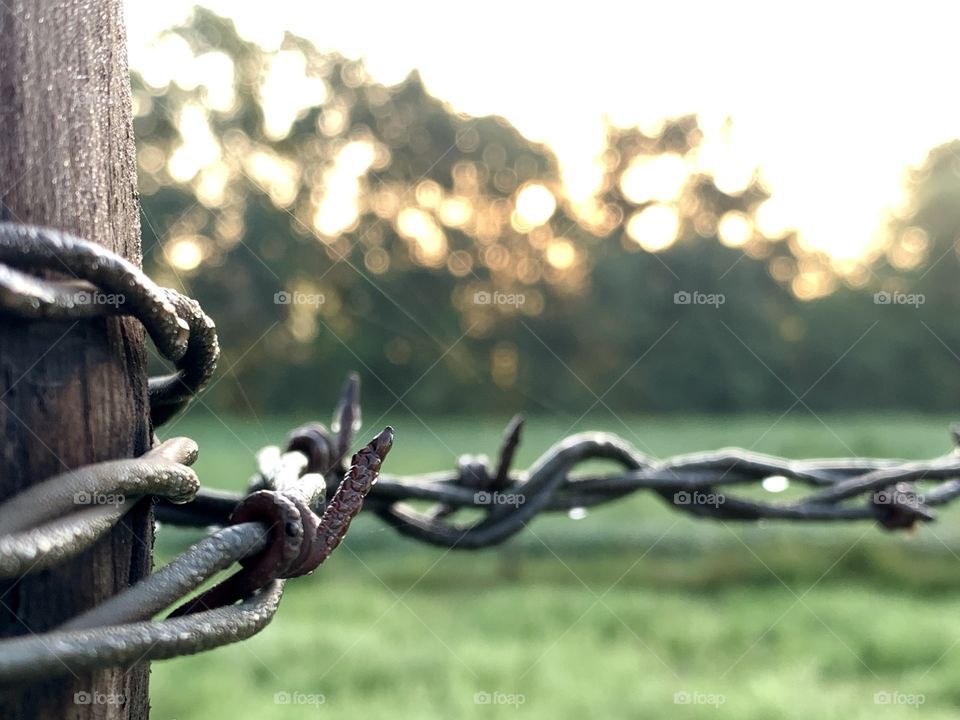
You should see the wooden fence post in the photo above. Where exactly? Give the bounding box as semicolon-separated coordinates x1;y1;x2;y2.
0;0;152;717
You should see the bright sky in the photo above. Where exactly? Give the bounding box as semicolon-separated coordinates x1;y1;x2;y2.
125;1;960;261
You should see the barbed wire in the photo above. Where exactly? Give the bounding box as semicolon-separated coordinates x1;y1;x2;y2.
0;222;391;682
0;221;957;683
158;404;960;548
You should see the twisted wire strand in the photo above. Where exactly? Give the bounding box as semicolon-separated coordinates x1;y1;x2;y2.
155;416;960;548
61;523;270;631
375;432;957;543
364;430;939;547
0;439;200;578
0;578;285;682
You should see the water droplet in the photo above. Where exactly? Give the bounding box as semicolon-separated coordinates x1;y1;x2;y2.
762;476;789;493
568;507;587;520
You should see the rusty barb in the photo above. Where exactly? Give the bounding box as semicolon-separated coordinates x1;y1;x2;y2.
170;384;393;615
1;220;959;682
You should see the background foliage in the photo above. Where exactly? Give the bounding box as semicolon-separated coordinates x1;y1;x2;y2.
136;10;960;418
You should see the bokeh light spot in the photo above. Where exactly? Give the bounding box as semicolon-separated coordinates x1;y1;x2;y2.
166;236;204;270
545;239;576;270
625;204;679;252
718;211;753;247
515;184;556;227
619;153;688;204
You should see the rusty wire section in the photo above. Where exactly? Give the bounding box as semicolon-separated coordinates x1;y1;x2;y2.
160;403;960;548
1;221;959;682
370;420;960;546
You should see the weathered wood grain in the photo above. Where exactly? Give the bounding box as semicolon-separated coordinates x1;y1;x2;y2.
0;1;151;717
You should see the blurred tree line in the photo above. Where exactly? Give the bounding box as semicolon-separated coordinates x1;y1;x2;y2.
134;10;960;417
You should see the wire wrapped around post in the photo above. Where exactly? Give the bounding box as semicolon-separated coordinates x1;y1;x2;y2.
0;222;394;682
0;427;393;682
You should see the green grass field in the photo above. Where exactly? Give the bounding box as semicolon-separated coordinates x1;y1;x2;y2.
150;412;960;719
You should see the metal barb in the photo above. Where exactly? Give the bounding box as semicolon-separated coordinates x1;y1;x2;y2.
493;414;524;490
332;372;362;461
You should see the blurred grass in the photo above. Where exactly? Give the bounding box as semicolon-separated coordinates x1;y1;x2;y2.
150;412;960;719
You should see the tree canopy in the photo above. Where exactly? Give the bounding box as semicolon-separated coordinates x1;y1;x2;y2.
134;9;960;416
